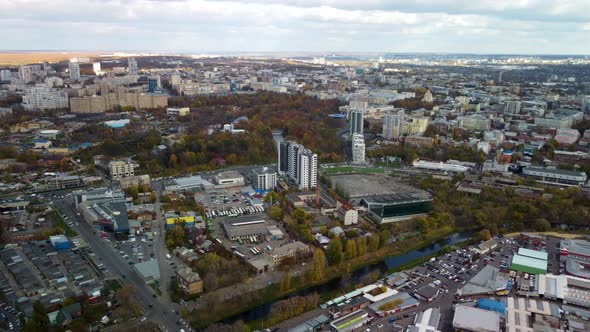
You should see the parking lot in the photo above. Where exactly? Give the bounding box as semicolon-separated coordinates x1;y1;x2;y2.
0;303;22;331
101;234;156;267
341;237;522;332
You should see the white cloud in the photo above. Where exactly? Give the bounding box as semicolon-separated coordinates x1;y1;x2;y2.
0;0;588;54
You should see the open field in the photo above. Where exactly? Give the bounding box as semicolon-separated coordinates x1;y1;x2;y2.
0;51;101;65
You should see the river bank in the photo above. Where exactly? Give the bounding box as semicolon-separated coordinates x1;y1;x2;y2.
194;229;475;330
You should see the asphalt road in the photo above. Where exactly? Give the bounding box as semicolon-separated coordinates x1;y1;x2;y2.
52;196;181;332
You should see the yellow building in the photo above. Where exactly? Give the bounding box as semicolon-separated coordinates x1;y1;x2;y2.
165;216;195;227
403;117;429;135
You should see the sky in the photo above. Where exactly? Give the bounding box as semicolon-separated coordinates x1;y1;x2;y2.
1;0;590;54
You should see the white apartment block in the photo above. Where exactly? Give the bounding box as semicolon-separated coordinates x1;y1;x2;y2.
109;160;136;179
352;134;365;164
252;167;277;191
278;140;317;190
22;85;69;110
68;62;80;81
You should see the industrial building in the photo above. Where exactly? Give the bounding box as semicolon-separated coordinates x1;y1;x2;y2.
452;305;500;332
412;160;471;173
458;265;510;297
133;260;160;283
406;308;442;332
505;297;561;332
214;171;245;187
538;274;590;308
164;175;214;193
360;192;432;224
511;248;548;275
560;239;590;279
329;309;369;332
522;166;587;186
222;215;268;241
49;235;70;251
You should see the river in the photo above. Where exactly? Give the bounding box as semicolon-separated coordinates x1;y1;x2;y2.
223;231;473;325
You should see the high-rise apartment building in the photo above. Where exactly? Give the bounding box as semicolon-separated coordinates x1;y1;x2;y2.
582;96;590;113
278;141;317;190
252;167;277;191
68;62;80;81
382;109;405;141
93;62;101;75
0;69;11;81
19;65;35;83
171;74;181;87
351;134;365;164
128;58;138;75
349;108;364;137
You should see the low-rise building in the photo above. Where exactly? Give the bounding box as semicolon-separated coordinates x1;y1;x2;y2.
522;166;587;186
109;160;136;179
133;260;160;283
269;241;310;267
452;305;500;332
214;171;244;187
176;267;203;295
167;107;190;116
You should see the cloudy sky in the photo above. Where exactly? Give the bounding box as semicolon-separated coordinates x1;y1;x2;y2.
2;0;590;54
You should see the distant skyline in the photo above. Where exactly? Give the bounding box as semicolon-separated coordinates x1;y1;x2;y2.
2;0;590;55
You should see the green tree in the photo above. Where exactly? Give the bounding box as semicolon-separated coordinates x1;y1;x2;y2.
307;249;325;282
345;239;357;260
356;237;367;257
292;208;307;223
325;238;343;266
268;206;283;221
279;271;292;292
368;235;380;252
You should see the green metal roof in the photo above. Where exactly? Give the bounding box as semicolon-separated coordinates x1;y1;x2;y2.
517;248;548;261
511;254;547;274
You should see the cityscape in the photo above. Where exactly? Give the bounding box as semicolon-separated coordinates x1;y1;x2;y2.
1;1;590;332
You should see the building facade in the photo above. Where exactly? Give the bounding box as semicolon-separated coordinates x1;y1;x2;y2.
382;109;404;141
109;160;135;179
279;140;318;190
351;134;365;164
68;62;80;81
349;108;364;137
252;167;277;191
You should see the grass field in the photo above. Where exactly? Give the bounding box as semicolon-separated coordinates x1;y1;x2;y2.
323;166;385;174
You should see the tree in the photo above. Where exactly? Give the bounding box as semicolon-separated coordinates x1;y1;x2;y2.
480;229;492;241
182;151;197;166
534;219;551;231
279;271;291;292
326;238;343;266
368;235;380;252
268;206;283;221
22;301;49;332
345;239;357;260
169;153;178;168
356;237;367;257
292;208;307;223
307;249;325;282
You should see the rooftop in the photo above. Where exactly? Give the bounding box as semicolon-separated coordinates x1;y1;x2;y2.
518;248;548;261
453;305;500;332
524;166;587;178
511;254;547;273
134;260;160;280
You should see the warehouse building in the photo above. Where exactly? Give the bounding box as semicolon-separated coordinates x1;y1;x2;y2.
222;215;268;241
360;192;432;224
452;305;500;332
522;166;587;186
406;308;442;332
511;249;548;275
133;260;160;283
538;274;590;308
49;235;71;251
329;309;370;332
214;171;244;187
560;239;590;279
